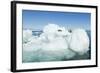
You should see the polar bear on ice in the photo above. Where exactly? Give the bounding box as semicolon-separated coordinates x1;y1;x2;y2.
23;24;89;62
38;24;76;61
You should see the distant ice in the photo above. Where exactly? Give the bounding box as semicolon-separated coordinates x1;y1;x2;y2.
23;24;90;62
23;29;33;43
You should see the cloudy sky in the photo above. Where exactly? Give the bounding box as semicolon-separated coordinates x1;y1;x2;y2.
22;10;91;30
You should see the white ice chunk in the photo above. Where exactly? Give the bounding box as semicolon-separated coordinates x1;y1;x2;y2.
23;29;32;43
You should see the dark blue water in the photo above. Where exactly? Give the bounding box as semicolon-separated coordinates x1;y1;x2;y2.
32;31;43;36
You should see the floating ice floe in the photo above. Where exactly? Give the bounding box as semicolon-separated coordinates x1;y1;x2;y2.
23;24;89;62
23;29;33;43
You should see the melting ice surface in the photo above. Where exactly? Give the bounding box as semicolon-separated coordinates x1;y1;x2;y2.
22;24;91;63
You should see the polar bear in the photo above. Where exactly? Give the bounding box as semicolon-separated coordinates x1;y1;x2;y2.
68;29;89;55
41;24;71;41
36;24;76;61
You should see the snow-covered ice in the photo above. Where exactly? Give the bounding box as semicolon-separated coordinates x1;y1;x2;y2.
22;24;90;62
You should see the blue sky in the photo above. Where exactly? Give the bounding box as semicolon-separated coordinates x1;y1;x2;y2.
22;10;91;30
